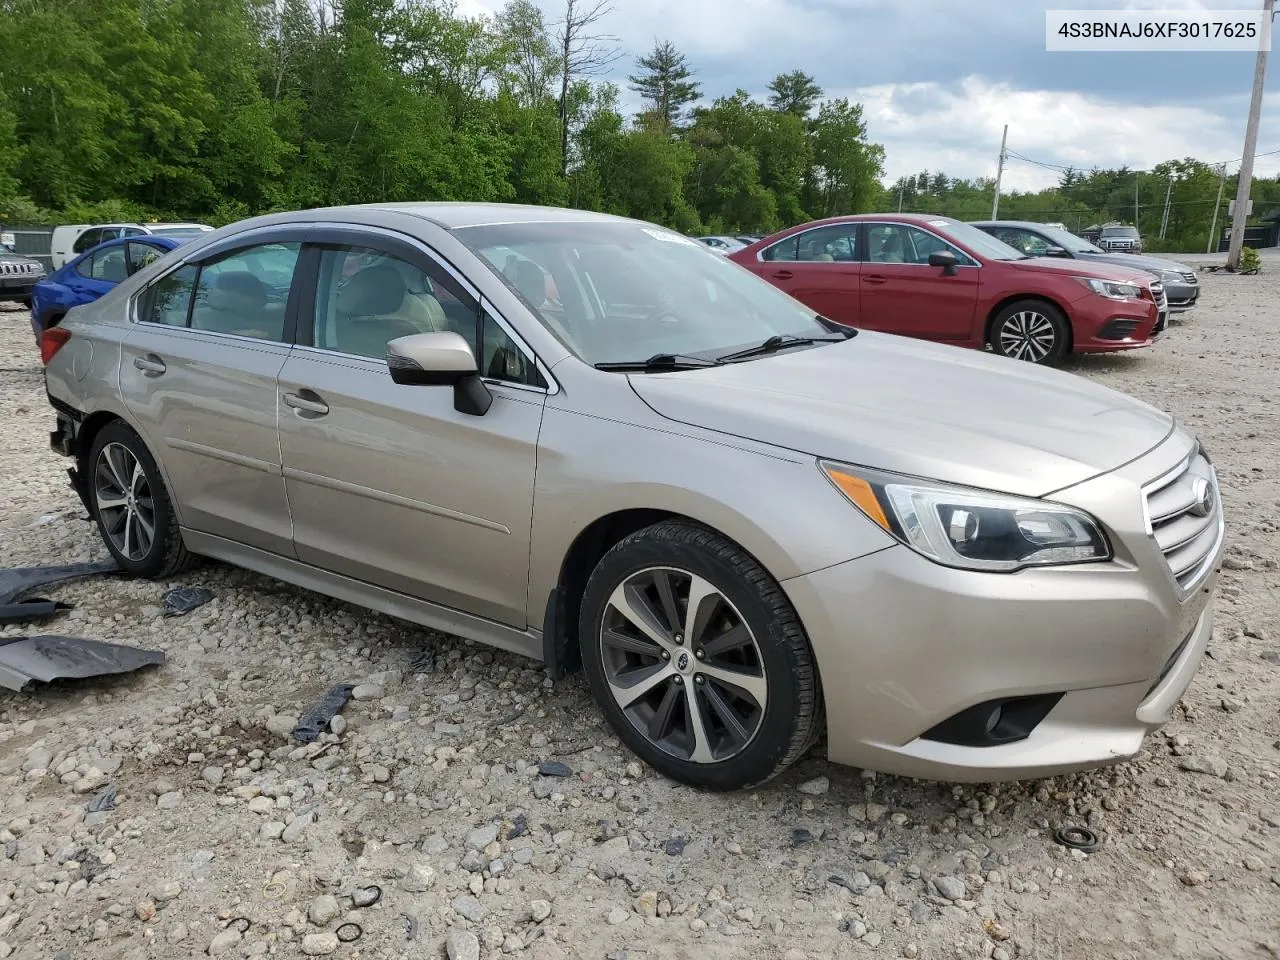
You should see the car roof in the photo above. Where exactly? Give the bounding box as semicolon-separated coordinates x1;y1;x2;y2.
969;220;1058;230
65;235;182;263
214;202;639;234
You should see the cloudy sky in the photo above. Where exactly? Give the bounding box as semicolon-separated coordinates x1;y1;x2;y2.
459;0;1280;190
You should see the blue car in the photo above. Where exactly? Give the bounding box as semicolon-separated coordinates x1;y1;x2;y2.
30;235;184;343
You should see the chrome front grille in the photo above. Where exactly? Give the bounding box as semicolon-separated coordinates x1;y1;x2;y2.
1143;449;1222;596
0;262;38;275
1149;280;1167;312
1179;271;1197;285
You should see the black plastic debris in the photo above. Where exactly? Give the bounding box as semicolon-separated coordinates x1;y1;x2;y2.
537;761;573;778
407;648;436;674
791;828;815;848
336;923;363;943
292;684;355;742
87;785;118;813
506;814;529;840
161;586;214;617
0;635;164;692
0;559;119;624
664;834;685;856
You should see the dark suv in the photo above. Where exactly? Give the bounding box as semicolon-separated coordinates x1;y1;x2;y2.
0;241;46;307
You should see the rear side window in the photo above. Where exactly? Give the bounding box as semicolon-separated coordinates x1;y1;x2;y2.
73;229;102;254
761;235;798;262
189;242;300;342
87;246;128;282
140;264;198;326
126;241;164;275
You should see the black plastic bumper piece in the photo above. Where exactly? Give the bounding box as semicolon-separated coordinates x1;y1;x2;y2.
921;692;1064;747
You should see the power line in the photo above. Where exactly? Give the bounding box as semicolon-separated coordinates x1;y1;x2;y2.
1003;145;1280;177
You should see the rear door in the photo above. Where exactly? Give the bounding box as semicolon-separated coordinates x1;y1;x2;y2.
63;244;129;305
859;223;980;340
118;227;307;556
747;223;862;326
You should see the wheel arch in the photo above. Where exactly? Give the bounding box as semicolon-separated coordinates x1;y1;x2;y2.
540;507;786;679
983;294;1074;353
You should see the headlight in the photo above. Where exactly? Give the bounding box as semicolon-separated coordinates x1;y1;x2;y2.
1159;270;1182;285
1076;277;1143;301
821;462;1112;572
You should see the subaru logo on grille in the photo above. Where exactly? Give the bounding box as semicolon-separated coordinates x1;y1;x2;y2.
1189;477;1214;518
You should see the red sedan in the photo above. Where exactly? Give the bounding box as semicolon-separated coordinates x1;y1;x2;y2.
728;214;1165;364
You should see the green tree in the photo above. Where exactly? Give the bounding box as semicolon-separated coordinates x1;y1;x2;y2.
767;70;822;118
807;98;884;216
628;39;700;129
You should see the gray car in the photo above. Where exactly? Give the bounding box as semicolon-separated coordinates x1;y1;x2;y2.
40;203;1224;788
0;244;46;307
974;221;1200;312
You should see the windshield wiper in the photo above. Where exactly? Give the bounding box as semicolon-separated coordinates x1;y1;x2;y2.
594;353;721;372
715;333;850;364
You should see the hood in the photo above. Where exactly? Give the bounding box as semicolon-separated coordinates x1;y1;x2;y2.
1008;256;1151;285
0;251;41;265
628;333;1174;497
1074;251;1192;275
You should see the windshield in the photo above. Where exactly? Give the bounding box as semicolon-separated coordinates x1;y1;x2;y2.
930;219;1027;261
456;221;833;366
1037;224;1104;254
1101;226;1139;238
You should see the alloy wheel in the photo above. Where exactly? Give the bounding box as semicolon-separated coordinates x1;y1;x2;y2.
998;310;1058;362
599;566;768;764
93;442;156;562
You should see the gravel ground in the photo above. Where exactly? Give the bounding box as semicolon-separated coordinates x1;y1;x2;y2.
0;273;1277;960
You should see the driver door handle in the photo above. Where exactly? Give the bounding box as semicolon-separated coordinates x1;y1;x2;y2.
863;274;888;285
770;270;793;280
133;354;166;376
283;391;329;416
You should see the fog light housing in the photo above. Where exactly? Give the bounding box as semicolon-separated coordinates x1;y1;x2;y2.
922;693;1063;747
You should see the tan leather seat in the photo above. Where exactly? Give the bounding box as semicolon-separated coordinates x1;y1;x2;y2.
332;266;423;358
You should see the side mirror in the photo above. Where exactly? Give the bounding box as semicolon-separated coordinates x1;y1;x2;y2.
387;331;492;416
927;250;959;275
1045;245;1069;258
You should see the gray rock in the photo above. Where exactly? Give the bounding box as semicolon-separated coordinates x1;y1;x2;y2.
797;776;829;796
22;748;53;773
282;811;314;843
452;895;487;922
202;766;225;786
260;821;285;841
330;715;348;735
446;930;481;960
208;930;242;956
401;862;436;892
152;881;182;902
301;932;339;956
265;715;298;738
909;902;933;925
530;899;552;923
1179;755;1228;778
606;906;629;925
351;683;384;701
309;894;342;925
932;875;966;901
466;823;500;851
156;791;183;809
1261;809;1280;828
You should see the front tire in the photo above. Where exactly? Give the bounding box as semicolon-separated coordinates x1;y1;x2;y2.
87;421;195;578
579;521;823;790
989;300;1069;364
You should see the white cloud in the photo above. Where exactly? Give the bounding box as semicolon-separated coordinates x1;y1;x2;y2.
840;77;1279;190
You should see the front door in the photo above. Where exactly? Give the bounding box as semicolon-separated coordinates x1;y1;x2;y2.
277;231;546;628
749;223;862;327
118;234;305;556
859;223;980;340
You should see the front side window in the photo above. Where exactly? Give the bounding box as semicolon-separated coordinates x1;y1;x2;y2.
480;310;545;387
89;245;128;282
140;264;198;326
992;228;1052;257
73;229;102;254
189;242;300;341
458;221;834;367
126;241;165;275
312;245;474;361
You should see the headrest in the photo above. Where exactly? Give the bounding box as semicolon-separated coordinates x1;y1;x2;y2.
337;265;406;317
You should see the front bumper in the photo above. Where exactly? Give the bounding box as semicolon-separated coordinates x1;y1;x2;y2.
783;433;1223;782
0;277;42;302
1164;282;1199;312
1069;294;1160;354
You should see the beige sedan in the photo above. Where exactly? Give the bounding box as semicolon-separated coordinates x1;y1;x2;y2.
40;203;1223;789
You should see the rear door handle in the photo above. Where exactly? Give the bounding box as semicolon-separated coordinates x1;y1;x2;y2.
863;274;888;285
283;391;329;417
770;270;793;280
133;354;166;376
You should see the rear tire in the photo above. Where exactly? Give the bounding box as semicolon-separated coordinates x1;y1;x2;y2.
988;300;1069;364
579;520;823;790
87;421;195;579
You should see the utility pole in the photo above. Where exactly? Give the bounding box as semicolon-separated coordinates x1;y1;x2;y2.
1159;175;1175;239
1227;0;1274;269
897;182;905;213
1207;164;1227;253
1134;173;1140;227
991;124;1008;220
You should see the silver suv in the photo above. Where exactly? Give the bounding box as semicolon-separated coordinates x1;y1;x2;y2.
1098;224;1143;254
41;203;1223;789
